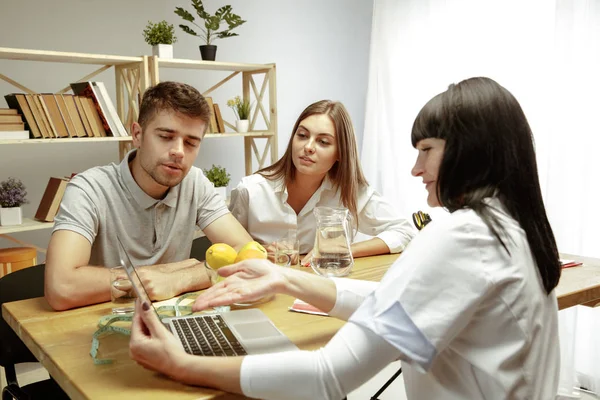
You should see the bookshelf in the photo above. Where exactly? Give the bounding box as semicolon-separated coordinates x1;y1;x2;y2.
148;56;278;175
0;47;148;238
0;48;279;238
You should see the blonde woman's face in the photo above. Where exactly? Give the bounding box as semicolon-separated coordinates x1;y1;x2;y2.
291;114;339;179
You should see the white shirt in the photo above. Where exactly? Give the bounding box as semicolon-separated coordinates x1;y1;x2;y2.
239;198;560;399
228;174;415;254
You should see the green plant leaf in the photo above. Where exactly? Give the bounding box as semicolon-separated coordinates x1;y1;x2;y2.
174;7;195;22
176;0;244;45
179;24;199;37
191;0;210;20
204;164;231;187
215;5;232;19
204;16;220;31
216;31;239;39
143;20;178;45
224;13;246;29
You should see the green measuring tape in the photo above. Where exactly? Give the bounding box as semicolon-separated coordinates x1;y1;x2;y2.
90;293;201;365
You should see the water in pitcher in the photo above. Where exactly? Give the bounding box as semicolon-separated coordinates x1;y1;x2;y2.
311;209;354;277
311;255;353;277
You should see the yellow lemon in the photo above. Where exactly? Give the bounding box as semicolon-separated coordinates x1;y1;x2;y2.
205;243;238;270
235;241;268;263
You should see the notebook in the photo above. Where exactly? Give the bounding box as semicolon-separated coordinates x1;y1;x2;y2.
116;237;298;356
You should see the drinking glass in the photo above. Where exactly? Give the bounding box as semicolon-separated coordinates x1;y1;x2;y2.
276;229;300;267
109;265;136;314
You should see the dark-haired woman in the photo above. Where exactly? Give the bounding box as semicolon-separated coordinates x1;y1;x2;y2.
130;77;561;400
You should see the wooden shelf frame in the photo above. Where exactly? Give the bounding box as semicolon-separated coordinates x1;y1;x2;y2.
0;47;148;159
0;49;278;238
0;219;54;236
148;56;278;175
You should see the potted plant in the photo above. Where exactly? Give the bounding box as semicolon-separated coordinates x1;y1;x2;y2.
174;0;246;61
0;177;28;226
204;164;231;199
227;96;252;133
143;20;178;59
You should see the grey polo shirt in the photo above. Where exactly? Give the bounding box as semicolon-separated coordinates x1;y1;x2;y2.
53;150;229;267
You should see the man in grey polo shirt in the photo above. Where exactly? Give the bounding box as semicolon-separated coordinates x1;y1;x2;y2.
44;81;253;311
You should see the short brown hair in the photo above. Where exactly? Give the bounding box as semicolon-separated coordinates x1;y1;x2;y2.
137;81;211;132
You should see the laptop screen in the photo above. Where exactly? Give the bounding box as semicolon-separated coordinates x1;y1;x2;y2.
115;236;160;317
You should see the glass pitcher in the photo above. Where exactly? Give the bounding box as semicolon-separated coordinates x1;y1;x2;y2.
310;207;354;277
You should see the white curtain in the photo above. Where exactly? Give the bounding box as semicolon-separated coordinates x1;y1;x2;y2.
362;0;600;396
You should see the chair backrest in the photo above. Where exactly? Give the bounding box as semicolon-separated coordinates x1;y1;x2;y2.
190;236;212;261
0;264;45;367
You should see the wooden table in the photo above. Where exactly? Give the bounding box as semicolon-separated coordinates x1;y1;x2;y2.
3;252;600;399
556;253;600;309
2;255;396;400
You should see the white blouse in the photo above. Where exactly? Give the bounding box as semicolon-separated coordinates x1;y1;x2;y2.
228;174;415;254
239;198;560;399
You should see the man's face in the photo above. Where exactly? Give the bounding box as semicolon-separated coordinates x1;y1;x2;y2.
132;109;205;193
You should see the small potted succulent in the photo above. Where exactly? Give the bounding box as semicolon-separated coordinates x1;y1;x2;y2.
227;96;252;133
175;0;246;61
0;177;28;226
143;20;178;59
204;164;231;199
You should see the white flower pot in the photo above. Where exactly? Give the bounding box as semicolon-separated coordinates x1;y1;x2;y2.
0;207;23;226
214;186;227;199
236;119;250;133
152;44;173;59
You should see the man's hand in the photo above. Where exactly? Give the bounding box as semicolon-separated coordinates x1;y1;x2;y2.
137;259;211;301
192;259;287;312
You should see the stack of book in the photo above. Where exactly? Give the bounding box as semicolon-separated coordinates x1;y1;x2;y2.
0;108;29;139
4;81;128;139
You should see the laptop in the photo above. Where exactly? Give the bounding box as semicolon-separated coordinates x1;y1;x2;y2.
116;237;298;356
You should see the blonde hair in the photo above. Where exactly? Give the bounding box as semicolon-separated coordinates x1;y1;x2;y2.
258;100;368;224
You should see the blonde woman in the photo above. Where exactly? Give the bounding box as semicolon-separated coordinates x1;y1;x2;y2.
228;100;415;264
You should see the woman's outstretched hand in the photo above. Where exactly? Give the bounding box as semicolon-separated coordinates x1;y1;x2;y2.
129;300;187;379
192;259;288;312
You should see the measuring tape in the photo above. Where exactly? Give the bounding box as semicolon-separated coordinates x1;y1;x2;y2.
90;293;199;365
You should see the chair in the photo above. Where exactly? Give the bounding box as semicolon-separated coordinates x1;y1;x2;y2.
0;247;37;279
0;264;69;400
190;236;212;261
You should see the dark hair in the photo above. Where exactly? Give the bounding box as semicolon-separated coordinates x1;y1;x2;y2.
411;77;560;294
137;81;211;132
257;100;368;224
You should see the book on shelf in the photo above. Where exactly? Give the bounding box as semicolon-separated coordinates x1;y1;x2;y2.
204;97;219;133
35;94;58;138
72;96;93;137
25;94;51;138
0;114;23;124
79;96;106;137
213;103;225;133
61;94;87;137
0;122;24;131
4;94;43;138
0;130;29;140
40;94;69;138
0;108;18;115
35;177;70;222
70;82;126;137
54;94;78;138
93;82;128;137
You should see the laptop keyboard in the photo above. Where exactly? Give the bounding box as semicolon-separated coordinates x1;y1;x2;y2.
171;314;248;357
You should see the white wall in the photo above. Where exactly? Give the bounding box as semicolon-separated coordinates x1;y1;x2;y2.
0;0;374;261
